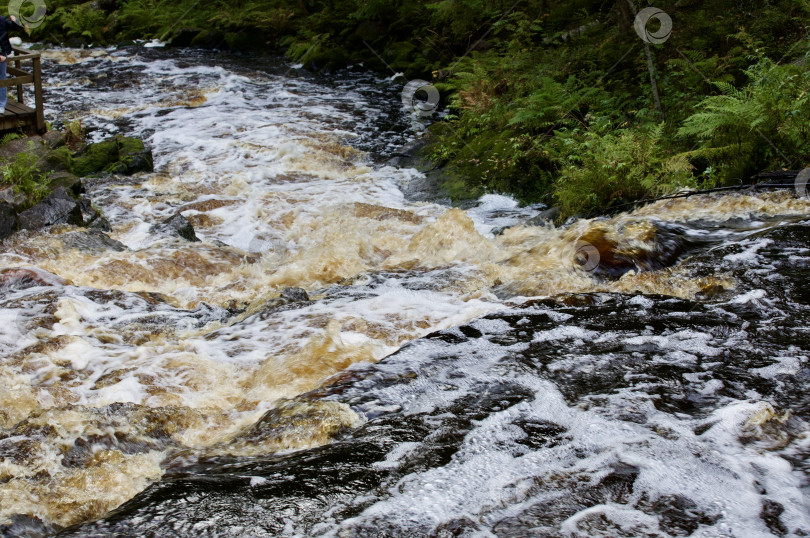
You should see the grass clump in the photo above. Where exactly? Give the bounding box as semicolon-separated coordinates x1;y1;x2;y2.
0;143;52;206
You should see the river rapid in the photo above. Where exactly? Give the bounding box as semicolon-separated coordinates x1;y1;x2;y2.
1;46;809;537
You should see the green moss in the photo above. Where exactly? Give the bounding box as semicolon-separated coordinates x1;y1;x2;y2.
71;135;152;177
42;146;73;173
71;137;119;176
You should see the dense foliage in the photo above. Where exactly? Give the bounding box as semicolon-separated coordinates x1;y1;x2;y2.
19;0;810;215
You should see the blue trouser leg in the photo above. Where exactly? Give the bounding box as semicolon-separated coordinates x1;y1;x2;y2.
0;59;7;112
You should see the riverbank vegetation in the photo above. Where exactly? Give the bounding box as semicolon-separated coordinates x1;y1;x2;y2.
22;0;810;216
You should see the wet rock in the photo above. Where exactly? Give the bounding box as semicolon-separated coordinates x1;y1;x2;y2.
17;186;83;230
433;517;483;536
574;223;688;280
58;229;127;253
0;136;41;161
279;287;310;302
253;287;311;318
89;216;112;232
0;201;17;240
49;171;84;197
0;267;67;292
527;206;561;226
0;187;26;208
0;514;56;538
150;213;199;242
652;494;720;536
76;197;109;228
72;135;154;176
222;400;362;457
0;135;73;176
38;145;72;174
761;499;788;536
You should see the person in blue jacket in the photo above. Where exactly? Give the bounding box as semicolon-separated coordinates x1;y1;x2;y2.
0;15;22;113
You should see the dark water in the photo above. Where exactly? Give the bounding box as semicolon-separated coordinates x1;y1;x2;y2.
47;221;809;537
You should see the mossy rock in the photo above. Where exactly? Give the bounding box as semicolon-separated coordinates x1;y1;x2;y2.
38;146;72;174
72;135;153;177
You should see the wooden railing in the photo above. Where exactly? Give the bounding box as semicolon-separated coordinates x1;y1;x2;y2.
0;46;45;133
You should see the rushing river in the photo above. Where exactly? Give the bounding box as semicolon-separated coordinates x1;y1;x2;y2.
0;46;809;537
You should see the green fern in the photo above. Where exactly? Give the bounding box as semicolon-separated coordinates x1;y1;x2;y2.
678;46;810;180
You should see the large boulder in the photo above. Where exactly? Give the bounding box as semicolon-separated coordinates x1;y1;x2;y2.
17;186;84;230
72;135;154;176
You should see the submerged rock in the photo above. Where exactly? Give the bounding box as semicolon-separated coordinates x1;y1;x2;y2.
150;213;199;242
255;287;311;317
217;400;363;457
279;287;310;303
0;267;67;292
58;229;128;253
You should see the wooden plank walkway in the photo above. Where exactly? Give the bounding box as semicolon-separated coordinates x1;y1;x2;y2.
0;100;36;132
0;47;46;134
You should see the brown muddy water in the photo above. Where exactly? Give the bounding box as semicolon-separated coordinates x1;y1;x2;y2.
0;46;809;537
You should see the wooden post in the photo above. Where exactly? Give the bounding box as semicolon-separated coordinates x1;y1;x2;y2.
32;54;44;133
15;58;22;104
